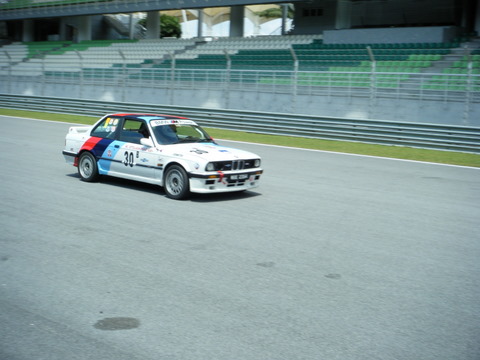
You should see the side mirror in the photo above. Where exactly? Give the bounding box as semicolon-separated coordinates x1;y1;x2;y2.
140;137;154;147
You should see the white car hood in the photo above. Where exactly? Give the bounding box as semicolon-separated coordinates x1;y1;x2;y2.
162;142;258;161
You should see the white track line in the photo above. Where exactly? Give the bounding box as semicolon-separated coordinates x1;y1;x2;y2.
2;114;479;170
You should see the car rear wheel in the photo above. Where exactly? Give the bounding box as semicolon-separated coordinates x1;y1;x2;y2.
164;165;190;200
78;152;100;182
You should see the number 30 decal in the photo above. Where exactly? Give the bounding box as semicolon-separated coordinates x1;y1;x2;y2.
123;151;135;167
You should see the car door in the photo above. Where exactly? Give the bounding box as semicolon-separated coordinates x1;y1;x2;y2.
100;117;157;181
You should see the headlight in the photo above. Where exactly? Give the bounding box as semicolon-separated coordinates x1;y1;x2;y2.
206;162;215;171
254;159;261;167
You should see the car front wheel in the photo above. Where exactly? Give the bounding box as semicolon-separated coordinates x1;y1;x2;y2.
164;165;190;200
78;152;100;182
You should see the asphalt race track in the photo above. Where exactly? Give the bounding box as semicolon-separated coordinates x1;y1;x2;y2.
1;115;479;360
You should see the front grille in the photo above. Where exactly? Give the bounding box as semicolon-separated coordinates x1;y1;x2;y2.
209;159;258;171
232;160;244;170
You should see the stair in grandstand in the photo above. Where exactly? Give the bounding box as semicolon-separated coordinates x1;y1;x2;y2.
419;37;480;91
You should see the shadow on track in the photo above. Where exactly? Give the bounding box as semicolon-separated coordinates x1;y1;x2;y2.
65;173;262;202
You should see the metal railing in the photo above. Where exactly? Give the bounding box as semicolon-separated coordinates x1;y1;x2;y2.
1;64;479;124
1;65;479;98
1;41;479;124
1;94;479;153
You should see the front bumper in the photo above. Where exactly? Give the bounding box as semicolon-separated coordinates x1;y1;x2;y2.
189;169;263;194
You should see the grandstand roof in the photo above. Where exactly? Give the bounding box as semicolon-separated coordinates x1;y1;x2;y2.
0;0;297;20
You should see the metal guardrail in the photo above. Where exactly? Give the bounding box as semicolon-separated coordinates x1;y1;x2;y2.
1;94;479;153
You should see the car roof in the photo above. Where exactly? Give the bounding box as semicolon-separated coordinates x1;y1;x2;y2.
109;113;188;120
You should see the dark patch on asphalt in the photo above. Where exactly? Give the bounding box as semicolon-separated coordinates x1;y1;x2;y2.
256;261;275;268
325;273;342;279
190;244;207;250
94;317;140;331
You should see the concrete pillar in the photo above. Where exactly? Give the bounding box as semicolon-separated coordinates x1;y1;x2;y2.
146;11;160;39
336;0;352;29
197;9;204;38
229;6;244;37
128;14;136;39
59;18;67;41
22;19;34;42
476;0;480;34
465;0;478;34
281;4;288;35
58;18;67;41
77;16;92;42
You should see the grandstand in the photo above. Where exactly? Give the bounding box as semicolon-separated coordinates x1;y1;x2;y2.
0;0;479;125
2;35;477;84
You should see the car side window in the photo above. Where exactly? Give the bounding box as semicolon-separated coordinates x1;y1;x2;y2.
91;117;120;139
118;119;150;145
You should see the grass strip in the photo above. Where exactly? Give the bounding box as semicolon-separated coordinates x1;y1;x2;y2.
1;108;479;168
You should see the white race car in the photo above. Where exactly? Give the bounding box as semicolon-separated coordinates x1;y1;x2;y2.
63;113;263;199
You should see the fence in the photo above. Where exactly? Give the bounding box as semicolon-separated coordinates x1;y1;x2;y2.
1;39;480;126
2;56;479;102
1;66;479;122
1;94;479;153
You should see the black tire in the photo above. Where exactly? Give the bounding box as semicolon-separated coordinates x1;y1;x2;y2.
78;152;100;182
164;165;190;200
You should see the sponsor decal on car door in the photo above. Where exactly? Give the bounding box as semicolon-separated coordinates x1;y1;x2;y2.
98;118;156;180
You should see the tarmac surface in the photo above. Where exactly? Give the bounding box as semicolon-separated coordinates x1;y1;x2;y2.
1;115;479;360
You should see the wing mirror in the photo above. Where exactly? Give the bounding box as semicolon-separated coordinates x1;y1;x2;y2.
140;137;154;147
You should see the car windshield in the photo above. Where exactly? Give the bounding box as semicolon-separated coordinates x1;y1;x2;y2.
151;122;213;145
